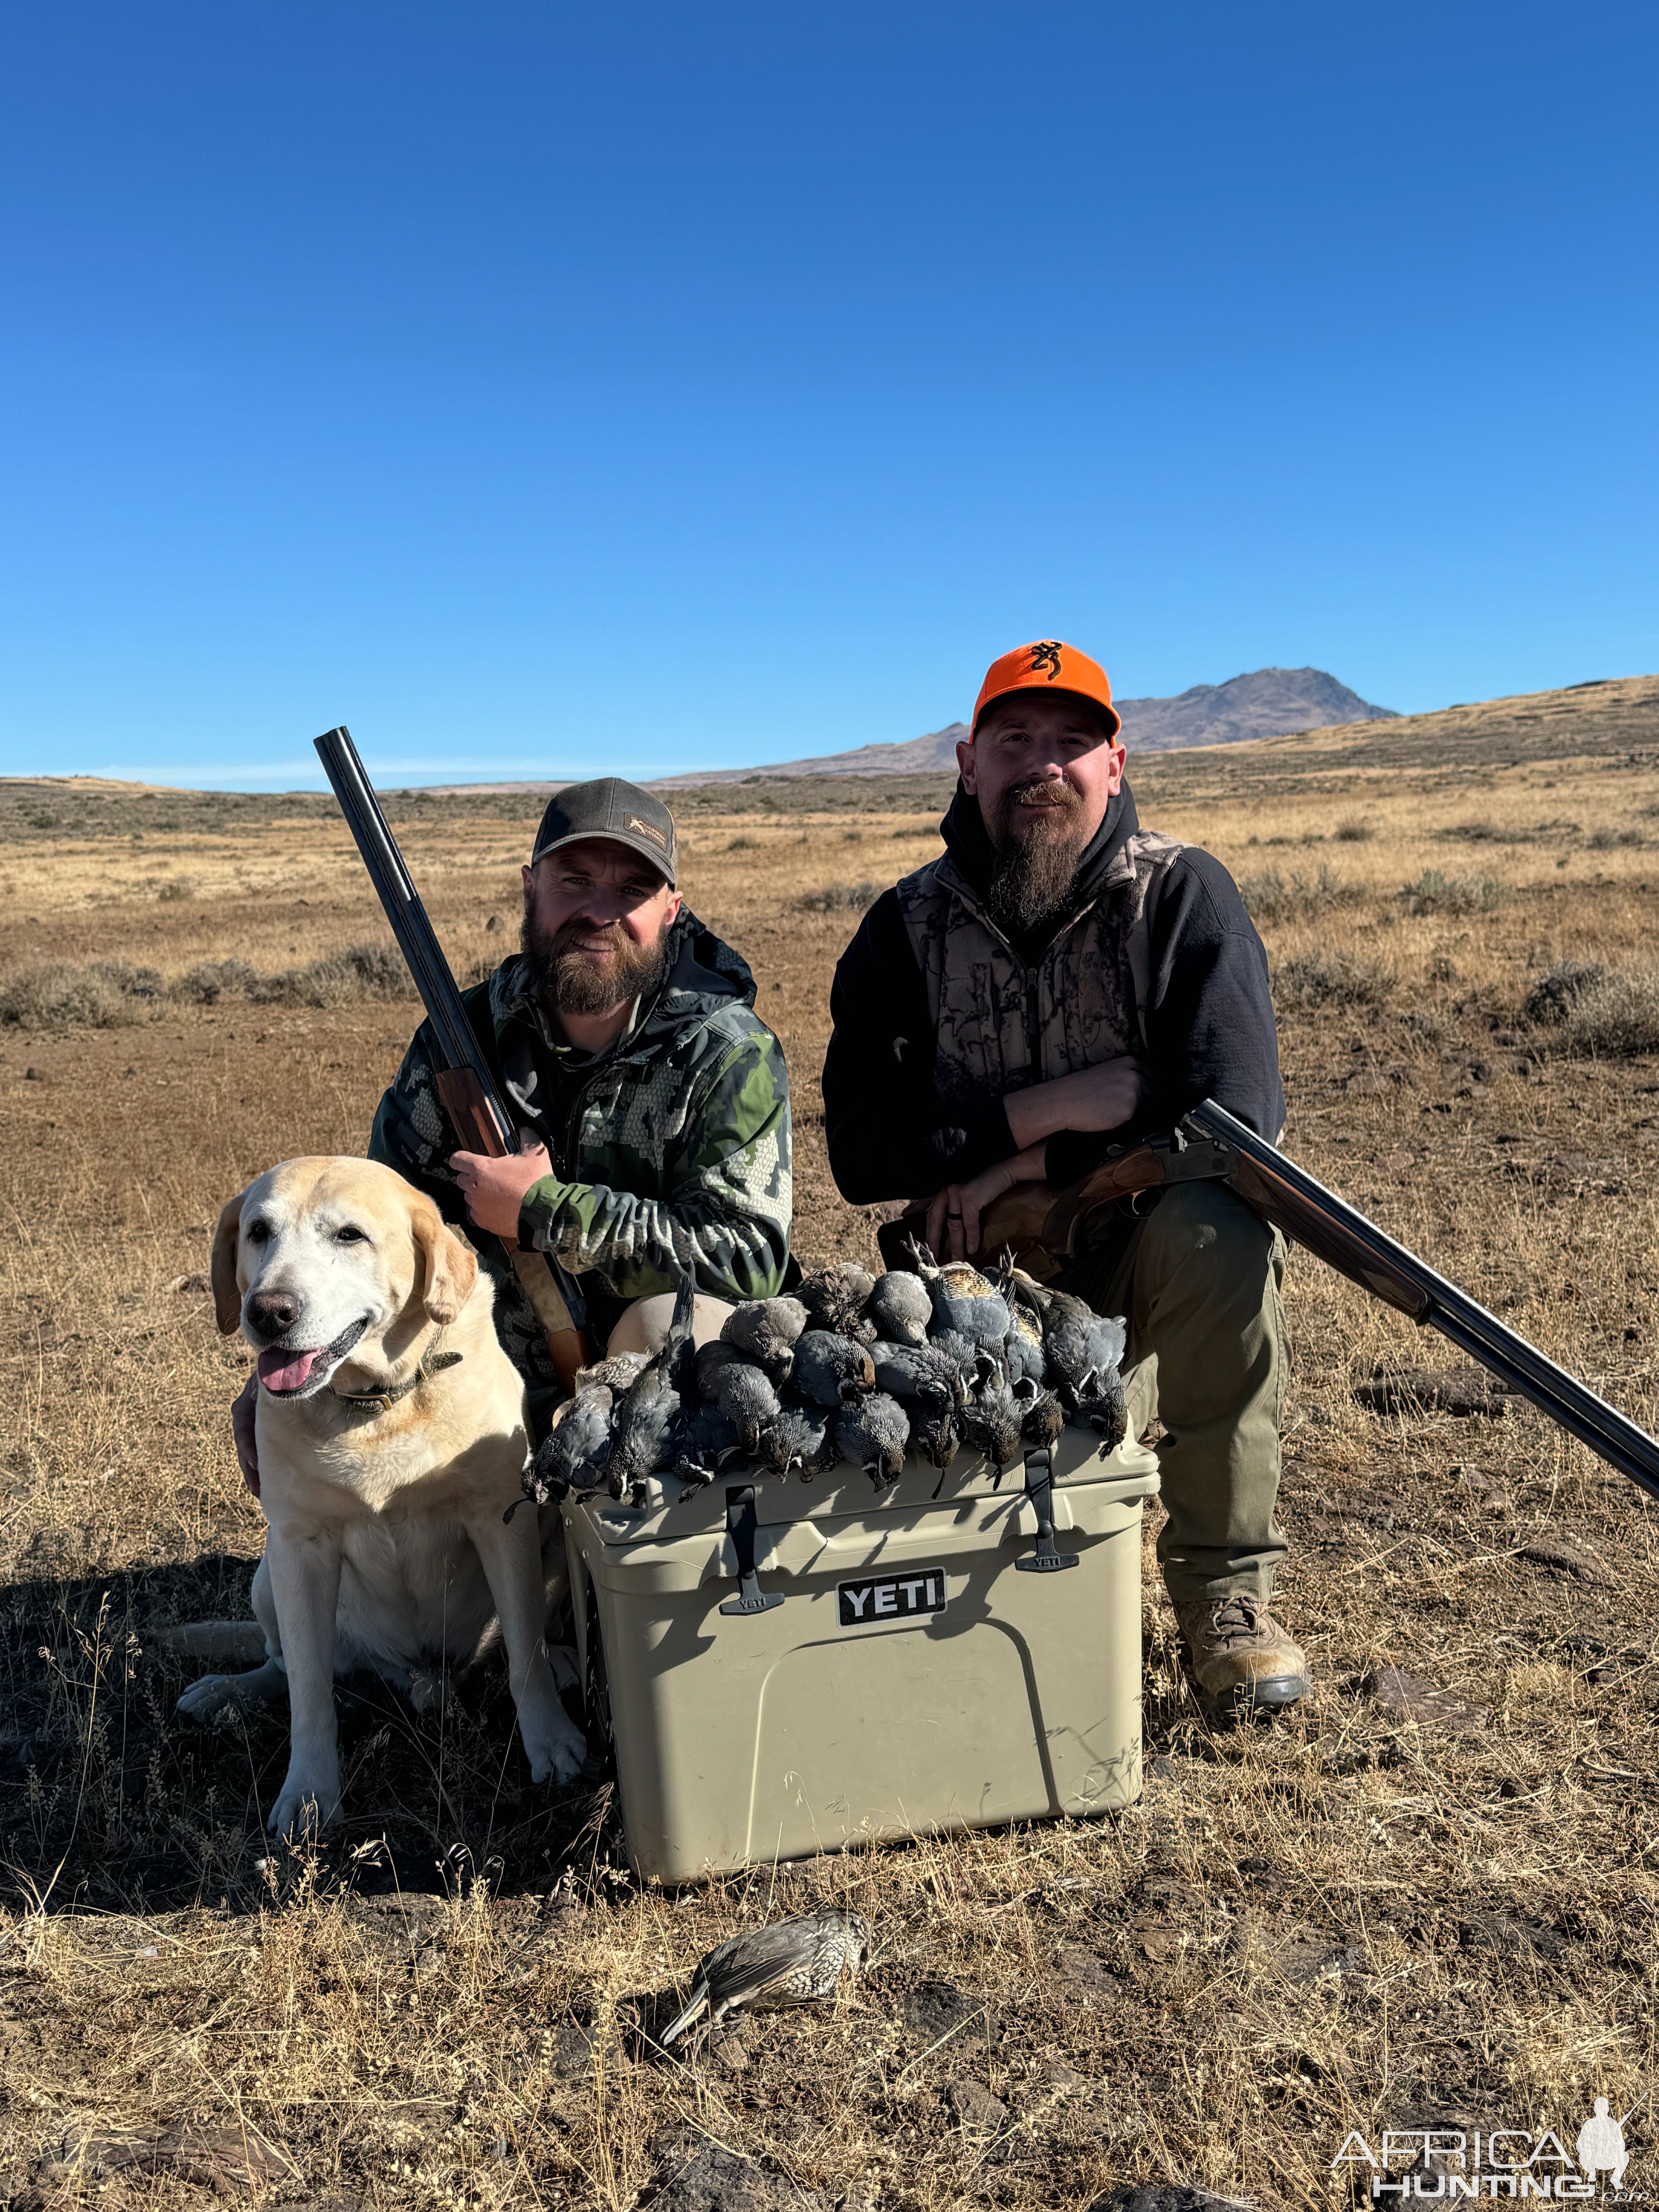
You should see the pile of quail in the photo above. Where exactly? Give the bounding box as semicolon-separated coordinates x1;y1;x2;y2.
522;1246;1128;1510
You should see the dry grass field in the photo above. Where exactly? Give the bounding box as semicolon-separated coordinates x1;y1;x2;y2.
2;672;1659;2210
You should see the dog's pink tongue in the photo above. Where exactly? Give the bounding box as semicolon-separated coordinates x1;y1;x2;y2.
258;1345;321;1393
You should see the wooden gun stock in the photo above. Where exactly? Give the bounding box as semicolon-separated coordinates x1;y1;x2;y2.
433;1067;589;1398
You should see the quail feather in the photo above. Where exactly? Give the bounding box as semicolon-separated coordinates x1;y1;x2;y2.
607;1278;696;1491
791;1330;877;1408
862;1268;933;1348
720;1294;808;1383
930;1326;1005;1396
761;1403;836;1479
797;1262;878;1342
701;1358;781;1457
1003;1303;1048;1389
524;1384;614;1503
831;1391;910;1487
659;1910;870;2048
1016;1379;1066;1453
871;1339;963;1417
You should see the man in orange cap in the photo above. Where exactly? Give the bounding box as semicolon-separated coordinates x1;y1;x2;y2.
823;640;1307;1721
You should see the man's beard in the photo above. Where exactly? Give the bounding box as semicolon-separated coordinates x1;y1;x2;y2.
522;910;671;1019
983;777;1091;936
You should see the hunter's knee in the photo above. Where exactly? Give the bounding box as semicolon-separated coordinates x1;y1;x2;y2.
1138;1181;1279;1305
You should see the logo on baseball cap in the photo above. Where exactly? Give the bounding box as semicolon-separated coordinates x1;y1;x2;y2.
971;639;1122;740
530;778;678;887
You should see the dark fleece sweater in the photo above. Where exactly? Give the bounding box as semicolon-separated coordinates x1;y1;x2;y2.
821;781;1285;1205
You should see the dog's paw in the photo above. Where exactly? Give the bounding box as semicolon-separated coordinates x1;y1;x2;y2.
546;1642;581;1693
268;1764;342;1838
176;1673;236;1721
522;1708;587;1788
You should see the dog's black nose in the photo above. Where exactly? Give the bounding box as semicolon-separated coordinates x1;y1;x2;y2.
246;1290;300;1340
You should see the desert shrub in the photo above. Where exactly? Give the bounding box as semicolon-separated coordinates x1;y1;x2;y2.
1587;826;1645;850
1561;967;1659;1056
1523;961;1605;1024
726;835;758;851
1238;864;1361;923
1273;952;1395;1010
1397;868;1510;916
156;877;194;902
798;881;881;914
171;945;416;1008
174;958;259;1005
1333;820;1374;842
0;963;142;1030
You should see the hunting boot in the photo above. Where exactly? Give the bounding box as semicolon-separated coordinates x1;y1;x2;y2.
1171;1592;1310;1721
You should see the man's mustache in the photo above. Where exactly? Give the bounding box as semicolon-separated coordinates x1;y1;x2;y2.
1006;776;1082;811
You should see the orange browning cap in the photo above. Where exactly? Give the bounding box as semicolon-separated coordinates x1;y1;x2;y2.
971;639;1123;740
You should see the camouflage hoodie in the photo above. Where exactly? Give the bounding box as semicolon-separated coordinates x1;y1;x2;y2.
369;911;790;1387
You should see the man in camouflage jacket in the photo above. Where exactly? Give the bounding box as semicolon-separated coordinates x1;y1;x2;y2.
823;640;1307;1722
371;778;791;1427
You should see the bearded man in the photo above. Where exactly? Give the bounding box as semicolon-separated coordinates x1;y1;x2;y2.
366;778;790;1430
822;641;1307;1720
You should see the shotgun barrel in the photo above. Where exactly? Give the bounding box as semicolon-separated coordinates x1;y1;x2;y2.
313;725;588;1393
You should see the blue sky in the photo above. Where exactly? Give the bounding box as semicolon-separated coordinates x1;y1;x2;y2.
2;3;1655;790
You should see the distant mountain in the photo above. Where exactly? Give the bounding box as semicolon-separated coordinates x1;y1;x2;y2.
654;667;1396;784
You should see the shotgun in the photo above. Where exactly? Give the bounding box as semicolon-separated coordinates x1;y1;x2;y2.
313;725;589;1395
881;1096;1659;1502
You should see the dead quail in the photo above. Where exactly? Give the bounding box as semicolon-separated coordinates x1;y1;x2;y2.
798;1262;878;1342
1067;1365;1128;1452
960;1373;1025;1469
524;1384;614;1502
720;1295;808;1384
1013;1276;1127;1397
576;1348;648;1394
673;1400;742;1485
791;1330;877;1408
608;1279;696;1491
1003;1302;1048;1389
908;1405;961;1474
871;1340;963;1417
701;1357;781;1457
1016;1378;1066;1453
831;1390;910;1487
659;1910;870;2048
762;1403;836;1479
909;1240;1013;1351
862;1268;933;1348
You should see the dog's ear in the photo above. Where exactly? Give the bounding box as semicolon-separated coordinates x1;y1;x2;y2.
210;1191;247;1335
412;1195;478;1326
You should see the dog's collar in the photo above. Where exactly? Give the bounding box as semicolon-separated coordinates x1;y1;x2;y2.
332;1343;463;1413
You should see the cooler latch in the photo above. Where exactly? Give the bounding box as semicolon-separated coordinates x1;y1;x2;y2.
719;1484;785;1616
1014;1446;1079;1574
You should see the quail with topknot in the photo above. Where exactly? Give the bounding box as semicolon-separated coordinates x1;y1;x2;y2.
659;1911;870;2048
831;1391;910;1487
762;1403;836;1479
792;1329;877;1408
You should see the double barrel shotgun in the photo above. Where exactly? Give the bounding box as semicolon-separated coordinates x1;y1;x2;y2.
314;726;589;1395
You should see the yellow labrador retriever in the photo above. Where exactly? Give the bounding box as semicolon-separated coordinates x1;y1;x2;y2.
178;1156;585;1834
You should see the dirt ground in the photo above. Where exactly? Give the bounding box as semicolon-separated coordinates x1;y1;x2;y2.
2;673;1659;2209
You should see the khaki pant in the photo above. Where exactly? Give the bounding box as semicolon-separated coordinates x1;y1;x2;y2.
1054;1181;1288;1606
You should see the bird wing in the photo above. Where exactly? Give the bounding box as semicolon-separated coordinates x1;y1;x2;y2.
702;1924;829;2013
658;1974;711;2047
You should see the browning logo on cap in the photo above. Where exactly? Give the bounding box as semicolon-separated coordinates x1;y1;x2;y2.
626;815;669;852
1028;641;1064;680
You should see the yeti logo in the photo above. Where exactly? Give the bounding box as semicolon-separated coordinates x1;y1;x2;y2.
1029;641;1064;680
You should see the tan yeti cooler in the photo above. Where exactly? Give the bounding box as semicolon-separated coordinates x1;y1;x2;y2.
562;1421;1160;1884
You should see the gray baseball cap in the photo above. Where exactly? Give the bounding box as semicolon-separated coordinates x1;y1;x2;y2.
529;778;677;887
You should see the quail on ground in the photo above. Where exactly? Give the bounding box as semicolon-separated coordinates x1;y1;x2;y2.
863;1269;934;1348
659;1911;871;2048
798;1264;878;1342
720;1295;809;1384
792;1330;877;1408
831;1391;910;1487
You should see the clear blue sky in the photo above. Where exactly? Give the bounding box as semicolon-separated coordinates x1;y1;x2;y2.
2;3;1655;789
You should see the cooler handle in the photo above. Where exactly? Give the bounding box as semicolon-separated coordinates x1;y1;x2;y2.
1014;1446;1080;1574
718;1485;785;1616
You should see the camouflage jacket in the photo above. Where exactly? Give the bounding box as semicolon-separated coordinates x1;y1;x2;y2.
369;913;791;1388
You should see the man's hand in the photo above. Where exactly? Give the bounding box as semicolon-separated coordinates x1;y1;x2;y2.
448;1138;554;1240
232;1372;260;1498
924;1142;1049;1261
